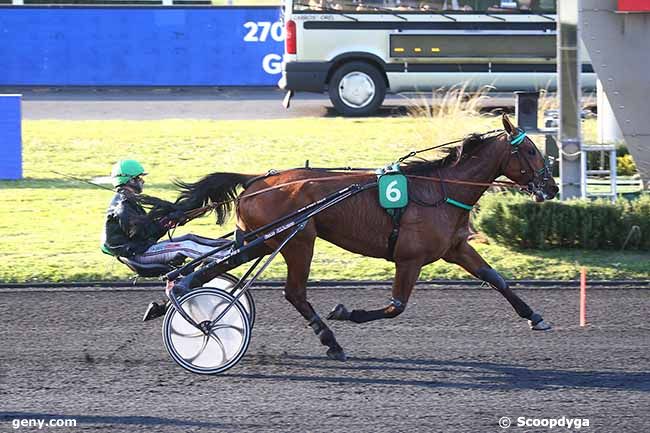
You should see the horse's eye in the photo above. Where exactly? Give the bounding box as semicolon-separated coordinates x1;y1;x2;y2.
528;148;536;156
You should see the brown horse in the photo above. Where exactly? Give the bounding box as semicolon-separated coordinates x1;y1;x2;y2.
169;115;558;361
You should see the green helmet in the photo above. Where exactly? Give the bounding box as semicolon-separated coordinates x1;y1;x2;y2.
111;159;146;187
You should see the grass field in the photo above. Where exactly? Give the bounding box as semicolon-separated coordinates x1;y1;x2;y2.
1;114;648;283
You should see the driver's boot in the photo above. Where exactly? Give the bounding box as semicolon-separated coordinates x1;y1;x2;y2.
142;299;169;322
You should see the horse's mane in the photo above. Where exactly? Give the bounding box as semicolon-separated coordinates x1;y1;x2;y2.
400;133;493;176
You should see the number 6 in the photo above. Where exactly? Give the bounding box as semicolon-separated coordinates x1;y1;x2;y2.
386;180;401;202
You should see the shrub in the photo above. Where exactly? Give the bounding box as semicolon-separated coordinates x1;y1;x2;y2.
473;193;650;250
617;154;637;176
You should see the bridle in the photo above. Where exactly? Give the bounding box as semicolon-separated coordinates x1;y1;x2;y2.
506;128;554;201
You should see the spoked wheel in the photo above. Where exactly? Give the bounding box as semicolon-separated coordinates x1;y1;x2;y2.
162;288;252;375
203;272;256;328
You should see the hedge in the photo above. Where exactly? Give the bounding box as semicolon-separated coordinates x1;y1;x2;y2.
473;193;650;250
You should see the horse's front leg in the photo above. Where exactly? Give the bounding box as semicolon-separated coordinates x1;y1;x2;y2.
328;259;422;324
443;241;551;330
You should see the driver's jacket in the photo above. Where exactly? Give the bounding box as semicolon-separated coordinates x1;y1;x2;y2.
103;188;167;258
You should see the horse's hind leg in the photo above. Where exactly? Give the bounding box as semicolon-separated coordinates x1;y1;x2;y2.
279;231;347;361
443;241;551;331
328;259;422;324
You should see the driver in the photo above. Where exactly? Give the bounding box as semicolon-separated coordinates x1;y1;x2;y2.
102;159;229;321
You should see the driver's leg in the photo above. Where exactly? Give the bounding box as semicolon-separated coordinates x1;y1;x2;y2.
134;239;220;264
171;233;228;248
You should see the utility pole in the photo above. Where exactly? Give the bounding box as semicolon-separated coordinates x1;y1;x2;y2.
558;0;582;199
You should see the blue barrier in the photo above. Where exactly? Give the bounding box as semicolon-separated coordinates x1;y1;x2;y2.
0;95;22;180
0;7;284;86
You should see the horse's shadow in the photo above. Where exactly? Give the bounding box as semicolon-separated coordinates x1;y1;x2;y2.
230;354;650;392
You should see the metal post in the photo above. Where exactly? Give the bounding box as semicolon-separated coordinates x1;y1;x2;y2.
0;94;22;180
580;149;587;198
558;0;583;200
580;267;587;327
610;148;617;200
544;113;560;177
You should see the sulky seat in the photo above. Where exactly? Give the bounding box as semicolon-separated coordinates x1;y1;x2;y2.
117;257;174;278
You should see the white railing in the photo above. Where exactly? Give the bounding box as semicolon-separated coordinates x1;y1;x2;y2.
581;145;617;201
581;145;617;202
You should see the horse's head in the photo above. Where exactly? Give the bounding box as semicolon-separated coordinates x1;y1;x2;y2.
499;114;559;202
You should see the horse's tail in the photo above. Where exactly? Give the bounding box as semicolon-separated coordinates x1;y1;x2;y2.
173;172;257;225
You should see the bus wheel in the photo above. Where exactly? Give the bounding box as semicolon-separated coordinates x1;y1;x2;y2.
328;62;386;117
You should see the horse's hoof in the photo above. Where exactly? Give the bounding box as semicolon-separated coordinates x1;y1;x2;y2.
326;347;347;361
529;313;552;331
530;319;552;331
327;304;351;321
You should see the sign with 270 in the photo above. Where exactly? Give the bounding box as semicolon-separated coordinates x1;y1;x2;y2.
0;7;285;86
242;20;286;75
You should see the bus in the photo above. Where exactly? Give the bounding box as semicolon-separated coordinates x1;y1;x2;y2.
279;0;595;116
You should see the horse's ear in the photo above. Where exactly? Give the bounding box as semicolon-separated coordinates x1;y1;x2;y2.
502;113;515;134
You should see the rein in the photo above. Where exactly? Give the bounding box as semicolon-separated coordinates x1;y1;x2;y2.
406;175;518;189
183;170;522;220
394;128;505;163
182;128;533;220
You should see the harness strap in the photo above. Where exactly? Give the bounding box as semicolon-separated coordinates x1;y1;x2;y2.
438;170;473;211
445;198;473;211
408;170;474;211
234;228;247;248
387;207;404;261
243;169;282;189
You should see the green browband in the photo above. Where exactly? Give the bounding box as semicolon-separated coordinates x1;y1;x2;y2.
445;198;473;211
510;131;527;146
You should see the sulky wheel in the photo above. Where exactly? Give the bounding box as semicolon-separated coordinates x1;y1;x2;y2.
162;288;252;375
203;272;256;329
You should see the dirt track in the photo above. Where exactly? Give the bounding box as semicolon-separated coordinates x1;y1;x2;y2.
1;286;649;432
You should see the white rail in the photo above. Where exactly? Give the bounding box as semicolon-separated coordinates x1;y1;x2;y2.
580;145;617;202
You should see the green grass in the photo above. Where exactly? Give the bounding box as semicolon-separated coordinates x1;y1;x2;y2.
1;115;647;283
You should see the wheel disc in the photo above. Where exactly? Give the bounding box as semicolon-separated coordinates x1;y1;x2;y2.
163;288;251;375
338;71;376;108
204;273;255;328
